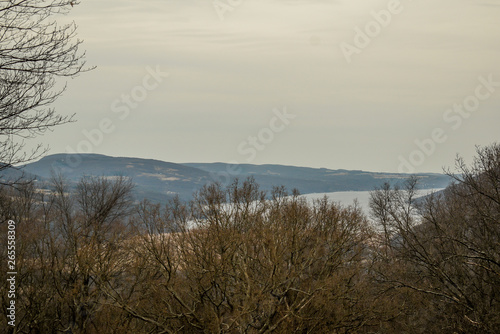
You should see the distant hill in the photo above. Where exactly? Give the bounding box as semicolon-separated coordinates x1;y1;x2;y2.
0;164;39;184
0;154;452;203
184;162;451;194
21;154;210;202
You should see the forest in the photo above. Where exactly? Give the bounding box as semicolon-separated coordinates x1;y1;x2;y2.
1;144;499;333
0;3;499;331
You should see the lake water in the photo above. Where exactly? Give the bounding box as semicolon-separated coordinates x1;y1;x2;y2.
301;188;445;215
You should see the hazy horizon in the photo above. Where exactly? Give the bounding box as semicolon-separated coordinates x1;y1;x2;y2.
26;0;500;174
26;152;450;175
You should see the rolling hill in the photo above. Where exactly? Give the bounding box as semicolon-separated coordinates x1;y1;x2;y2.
0;154;452;203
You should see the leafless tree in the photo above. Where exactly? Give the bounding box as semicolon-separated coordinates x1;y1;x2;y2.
0;175;134;333
0;0;90;175
4;142;498;333
370;143;500;333
103;178;377;333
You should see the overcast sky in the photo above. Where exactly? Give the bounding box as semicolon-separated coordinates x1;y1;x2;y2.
34;0;500;173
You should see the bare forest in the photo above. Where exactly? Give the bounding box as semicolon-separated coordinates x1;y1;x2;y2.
1;1;499;333
0;144;499;333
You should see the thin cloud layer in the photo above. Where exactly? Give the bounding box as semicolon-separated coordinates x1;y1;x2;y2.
39;0;500;173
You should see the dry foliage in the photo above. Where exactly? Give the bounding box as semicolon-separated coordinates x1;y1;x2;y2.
1;143;499;333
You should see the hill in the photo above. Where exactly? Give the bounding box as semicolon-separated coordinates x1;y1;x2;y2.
0;154;452;203
21;154;210;202
184;162;451;194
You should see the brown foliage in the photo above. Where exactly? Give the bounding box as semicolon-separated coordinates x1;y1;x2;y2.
106;179;377;333
1;143;499;333
370;143;500;333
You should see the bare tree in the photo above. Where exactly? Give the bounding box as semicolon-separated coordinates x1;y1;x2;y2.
103;178;377;333
0;0;90;174
370;143;500;333
0;175;134;333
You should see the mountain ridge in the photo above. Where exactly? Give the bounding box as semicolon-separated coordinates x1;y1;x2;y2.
1;153;452;203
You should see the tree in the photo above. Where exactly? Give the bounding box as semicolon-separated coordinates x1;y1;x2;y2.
0;0;89;175
0;175;134;333
370;143;500;333
103;178;378;333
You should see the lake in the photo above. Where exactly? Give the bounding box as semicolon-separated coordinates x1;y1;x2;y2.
301;188;445;215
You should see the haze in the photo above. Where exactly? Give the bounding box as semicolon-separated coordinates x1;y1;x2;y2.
34;0;500;173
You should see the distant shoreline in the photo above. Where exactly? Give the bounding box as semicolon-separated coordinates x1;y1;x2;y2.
301;188;445;214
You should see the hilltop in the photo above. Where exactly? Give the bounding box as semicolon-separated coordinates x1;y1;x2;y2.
1;154;452;202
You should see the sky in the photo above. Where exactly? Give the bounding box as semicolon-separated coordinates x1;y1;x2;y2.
32;0;500;173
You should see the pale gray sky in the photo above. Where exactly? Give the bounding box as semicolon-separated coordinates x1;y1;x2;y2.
34;0;500;173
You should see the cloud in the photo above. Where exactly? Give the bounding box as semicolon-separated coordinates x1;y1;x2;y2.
40;0;500;173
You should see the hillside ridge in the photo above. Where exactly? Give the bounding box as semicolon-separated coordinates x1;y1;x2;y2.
0;153;452;202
